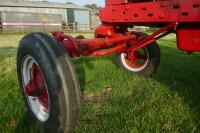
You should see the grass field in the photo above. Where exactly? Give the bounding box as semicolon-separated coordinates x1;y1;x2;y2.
0;32;200;133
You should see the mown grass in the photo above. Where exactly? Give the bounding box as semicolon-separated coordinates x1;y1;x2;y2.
0;32;200;132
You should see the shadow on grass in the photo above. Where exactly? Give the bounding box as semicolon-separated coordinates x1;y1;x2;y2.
74;44;200;131
73;44;200;115
152;45;200;120
73;55;114;93
15;113;39;133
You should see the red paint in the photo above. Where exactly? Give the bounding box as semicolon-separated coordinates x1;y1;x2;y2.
127;23;176;52
25;63;48;109
177;28;200;51
125;48;148;69
91;43;126;56
52;23;175;57
95;25;115;38
52;0;200;57
52;31;135;57
105;0;127;6
101;1;200;23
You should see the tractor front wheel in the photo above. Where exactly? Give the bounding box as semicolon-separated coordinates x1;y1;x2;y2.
17;33;81;132
116;32;160;76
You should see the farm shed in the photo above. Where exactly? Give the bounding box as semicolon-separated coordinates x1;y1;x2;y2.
90;9;101;30
0;0;91;31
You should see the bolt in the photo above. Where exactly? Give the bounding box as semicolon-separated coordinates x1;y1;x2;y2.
125;6;130;11
112;7;117;12
160;3;166;8
159;14;165;19
125;17;129;20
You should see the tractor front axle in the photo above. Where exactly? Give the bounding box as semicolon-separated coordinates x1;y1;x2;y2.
52;23;176;59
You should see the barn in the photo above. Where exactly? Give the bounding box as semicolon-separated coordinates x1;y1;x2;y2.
0;0;91;31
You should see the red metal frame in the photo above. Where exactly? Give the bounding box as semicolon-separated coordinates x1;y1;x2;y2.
52;22;176;58
102;0;200;23
52;0;200;58
52;31;135;57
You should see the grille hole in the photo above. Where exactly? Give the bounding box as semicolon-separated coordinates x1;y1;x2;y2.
148;13;153;17
173;5;180;9
182;12;188;16
133;14;138;17
193;4;200;8
141;7;147;10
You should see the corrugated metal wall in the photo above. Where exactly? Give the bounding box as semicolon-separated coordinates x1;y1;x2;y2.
67;9;91;30
0;7;67;23
0;6;92;31
1;12;62;31
2;12;62;23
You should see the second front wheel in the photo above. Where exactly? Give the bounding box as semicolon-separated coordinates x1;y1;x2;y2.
116;32;160;77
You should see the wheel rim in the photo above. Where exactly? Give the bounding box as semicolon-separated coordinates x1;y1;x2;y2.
121;47;149;72
22;55;50;122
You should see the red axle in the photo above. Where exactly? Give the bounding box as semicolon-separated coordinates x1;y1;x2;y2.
52;31;136;57
52;22;176;58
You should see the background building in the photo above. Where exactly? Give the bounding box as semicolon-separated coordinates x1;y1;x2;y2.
90;9;101;30
0;0;93;32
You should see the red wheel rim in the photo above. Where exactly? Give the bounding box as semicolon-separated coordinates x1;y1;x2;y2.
121;48;149;72
22;55;50;122
25;63;49;109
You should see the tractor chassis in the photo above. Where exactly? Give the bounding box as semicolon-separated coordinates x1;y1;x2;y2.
52;22;177;59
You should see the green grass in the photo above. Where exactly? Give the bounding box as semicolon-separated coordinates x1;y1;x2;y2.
0;32;200;132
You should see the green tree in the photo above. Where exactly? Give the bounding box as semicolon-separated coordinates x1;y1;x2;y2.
84;4;99;9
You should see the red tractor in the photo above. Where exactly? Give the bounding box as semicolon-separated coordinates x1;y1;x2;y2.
16;0;200;132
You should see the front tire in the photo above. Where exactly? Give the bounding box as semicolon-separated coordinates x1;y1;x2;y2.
116;32;160;76
17;33;81;132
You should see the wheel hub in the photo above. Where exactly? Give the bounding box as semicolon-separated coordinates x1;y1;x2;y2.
25;81;42;97
25;63;49;109
126;48;148;68
121;47;149;72
22;56;50;122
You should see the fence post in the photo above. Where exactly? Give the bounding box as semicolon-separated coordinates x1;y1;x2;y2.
42;23;45;32
21;23;25;33
73;22;76;33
